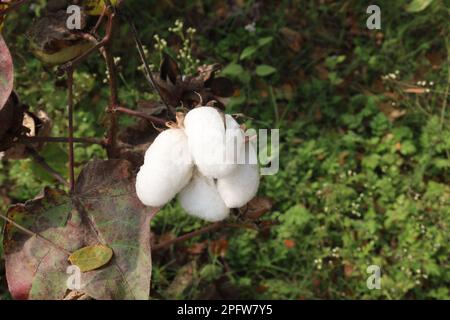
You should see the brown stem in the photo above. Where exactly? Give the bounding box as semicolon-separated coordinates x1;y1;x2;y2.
115;106;167;126
26;147;69;187
0;213;71;255
103;23;119;158
20;136;104;145
67;68;75;192
152;221;259;251
153;223;224;251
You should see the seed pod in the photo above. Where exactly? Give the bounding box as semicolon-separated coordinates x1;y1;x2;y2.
178;171;229;222
184;107;239;178
217;142;260;208
136;128;193;207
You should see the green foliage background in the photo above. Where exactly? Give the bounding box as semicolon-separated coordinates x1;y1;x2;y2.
1;0;449;299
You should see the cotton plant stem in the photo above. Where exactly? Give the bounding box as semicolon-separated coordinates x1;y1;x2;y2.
153;222;224;251
115;106;167;126
67;68;75;192
26;147;69;187
20;136;104;145
152;221;260;251
0;213;71;255
104;47;119;159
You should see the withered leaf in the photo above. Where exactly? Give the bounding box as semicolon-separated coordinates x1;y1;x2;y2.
4;160;152;300
279;27;302;53
210;77;234;97
160;53;181;85
69;245;114;272
240;197;274;220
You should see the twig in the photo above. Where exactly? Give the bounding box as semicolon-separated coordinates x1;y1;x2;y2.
19;136;104;145
103;24;119;158
115;106;167;126
0;212;71;255
153;222;224;251
67;68;75;192
152;221;259;251
26;147;69;187
124;14;174;114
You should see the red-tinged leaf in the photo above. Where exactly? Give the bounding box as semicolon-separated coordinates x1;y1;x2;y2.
209;238;228;257
4;160;152;300
186;242;207;255
284;239;296;249
0;33;13;111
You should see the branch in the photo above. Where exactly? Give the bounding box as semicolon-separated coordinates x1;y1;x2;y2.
152;220;259;251
103;13;119;158
153;222;224;251
19;136;104;145
115;106;167;126
26;147;69;187
67;68;75;192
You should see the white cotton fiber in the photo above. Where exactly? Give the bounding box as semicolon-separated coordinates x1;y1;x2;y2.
136;128;193;207
184;107;238;179
178;171;229;222
217;142;260;208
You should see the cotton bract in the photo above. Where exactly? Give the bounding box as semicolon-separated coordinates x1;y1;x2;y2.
217;141;259;208
178;171;229;222
184;107;240;179
136;128;193;207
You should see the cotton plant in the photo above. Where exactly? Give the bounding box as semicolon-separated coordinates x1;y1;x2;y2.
135;106;260;222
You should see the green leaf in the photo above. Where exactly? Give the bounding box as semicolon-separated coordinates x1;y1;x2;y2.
240;46;257;60
221;63;244;76
256;64;277;77
69;245;113;272
405;0;434;12
257;36;273;47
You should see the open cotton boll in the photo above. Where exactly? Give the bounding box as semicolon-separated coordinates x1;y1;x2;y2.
184;107;238;179
217;142;260;208
178;171;229;222
136;128;193;207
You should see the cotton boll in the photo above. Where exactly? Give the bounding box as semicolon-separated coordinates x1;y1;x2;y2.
217;142;260;208
136;128;193;207
178;171;229;222
184;107;237;178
